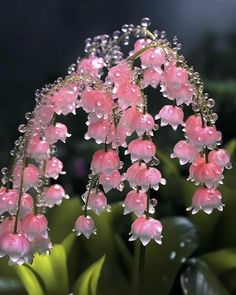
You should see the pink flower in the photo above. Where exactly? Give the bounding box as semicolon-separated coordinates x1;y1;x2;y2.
133;113;155;136
109;125;128;148
171;140;199;165
19;193;34;218
156;105;184;130
45;123;71;144
80;88;113;118
125;162;147;189
129;216;163;246
13;163;39;191
0;233;32;265
48;85;78;115
28;136;50;161
74;215;96;239
163;62;189;90
108;60;133;86
77;56;104;76
43;184;69;208
208;149;231;169
85;117;112;144
45;157;65;180
142;67;163;88
119;107;140;135
87;190;107;215
127;139;156;163
31;236;53;254
136;167;166;192
189;157;223;188
187;187;224;214
91;149;120;174
116;82;142;109
33;103;55;127
21;214;48;241
123;190;147;216
99;170;121;193
0;217;20;236
133;39;152;53
0;188;18;215
140;47;166;69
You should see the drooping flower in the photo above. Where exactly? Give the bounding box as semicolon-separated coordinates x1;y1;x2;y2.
74;215;96;239
87;190;107;215
127;139;156;163
170;140;199;165
156;105;184;130
123;190;147;216
21;214;48;241
45;123;71;144
43;184;69;208
90;149;120;174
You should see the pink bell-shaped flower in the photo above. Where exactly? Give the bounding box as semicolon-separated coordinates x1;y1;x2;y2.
45;123;71;144
28;136;50;161
19;193;34;218
0;188;18;215
129;216;163;246
123;190;147;216
142;67;163;89
156;105;184;130
163;62;189;90
116;82;142;109
0;217;20;236
187;187;224;214
99;170;122;193
77;56;104;77
21;214;48;241
119;107;141;135
0;233;32;265
80;88;113;118
13;163;39;191
127;139;156;163
31;236;53;255
108;60;133;86
90;149;120;175
170;140;199;165
43;184;69;208
140;47;166;69
85;117;112;144
74;215;96;239
87;190;107;215
125;162;147;189
133;113;155;136
189;157;223;188
136;167;166;192
45;157;65;180
208;149;231;169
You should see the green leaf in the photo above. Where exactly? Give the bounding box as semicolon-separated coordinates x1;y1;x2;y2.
180;259;230;295
15;266;45;295
62;233;76;256
143;216;199;295
26;245;68;295
74;255;105;295
157;149;178;176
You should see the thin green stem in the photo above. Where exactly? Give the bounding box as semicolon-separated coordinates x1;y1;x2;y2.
84;174;99;217
132;240;146;295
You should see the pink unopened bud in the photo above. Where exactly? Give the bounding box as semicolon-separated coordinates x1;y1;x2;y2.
208;149;231;169
99;170;122;193
187;187;224;214
127;139;156;163
87;190;107;215
77;56;104;77
80;88;113;118
45;157;65;180
74;215;96;239
129;216;163;246
45;123;71;144
13;163;39;191
43;184;69;208
123;190;147;216
21;214;48;241
171;140;199;165
91;149;120;174
0;233;32;265
156;105;184;130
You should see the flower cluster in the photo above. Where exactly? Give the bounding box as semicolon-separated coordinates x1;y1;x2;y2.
0;17;231;264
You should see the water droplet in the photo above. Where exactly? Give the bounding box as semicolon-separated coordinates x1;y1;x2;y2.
140;17;151;28
170;251;176;260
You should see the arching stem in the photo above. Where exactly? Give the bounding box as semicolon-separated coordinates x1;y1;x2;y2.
84;173;99;217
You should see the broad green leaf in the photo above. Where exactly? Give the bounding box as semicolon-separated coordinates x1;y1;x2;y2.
15;265;44;295
27;245;68;295
157;149;178;176
180;259;230;295
201;248;236;276
74;255;105;295
143;217;199;295
62;233;76;256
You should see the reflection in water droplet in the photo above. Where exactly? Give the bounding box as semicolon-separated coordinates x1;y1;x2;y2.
170;251;176;260
180;242;185;247
181;257;186;263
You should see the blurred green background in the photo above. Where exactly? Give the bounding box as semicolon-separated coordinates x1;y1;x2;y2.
0;0;236;294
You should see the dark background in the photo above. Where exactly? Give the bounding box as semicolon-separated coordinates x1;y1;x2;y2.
0;0;236;193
